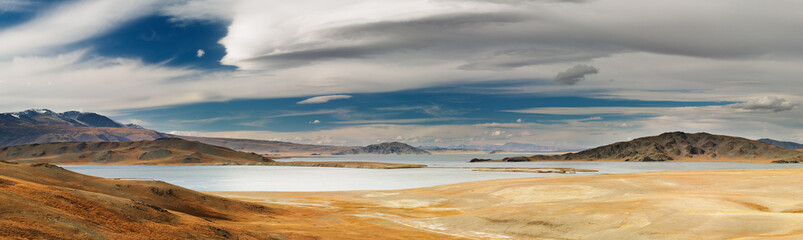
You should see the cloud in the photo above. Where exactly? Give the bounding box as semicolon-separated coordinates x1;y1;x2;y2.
297;95;353;104
374;105;462;117
309;120;321;124
554;64;598;85
459;47;612;70
516;118;522;123
731;96;799;112
0;50;198;112
504;106;731;115
334;117;475;124
0;0;34;12
0;0;158;58
196;49;205;58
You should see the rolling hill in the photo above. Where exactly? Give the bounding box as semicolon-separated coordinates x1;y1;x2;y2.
479;132;803;163
0;138;273;165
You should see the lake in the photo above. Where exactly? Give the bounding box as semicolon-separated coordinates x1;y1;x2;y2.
61;154;803;192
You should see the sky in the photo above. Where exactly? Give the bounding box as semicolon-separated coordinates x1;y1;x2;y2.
2;0;803;148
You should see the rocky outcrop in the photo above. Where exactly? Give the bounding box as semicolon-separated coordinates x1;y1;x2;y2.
333;142;431;155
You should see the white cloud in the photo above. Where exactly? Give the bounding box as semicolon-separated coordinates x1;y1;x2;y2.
504;106;682;115
196;49;205;58
0;0;33;12
731;96;798;112
0;0;158;58
309;119;321;124
0;50;198;112
335;117;473;124
297;95;353;104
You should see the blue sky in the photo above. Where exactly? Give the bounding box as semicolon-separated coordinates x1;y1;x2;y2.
2;0;803;147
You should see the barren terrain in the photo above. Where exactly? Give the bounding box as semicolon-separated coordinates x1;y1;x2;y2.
215;168;803;239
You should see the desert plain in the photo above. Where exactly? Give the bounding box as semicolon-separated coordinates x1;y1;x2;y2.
211;168;803;239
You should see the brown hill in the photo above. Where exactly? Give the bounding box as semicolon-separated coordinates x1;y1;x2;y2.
481;132;803;163
0;138;273;165
0;161;286;239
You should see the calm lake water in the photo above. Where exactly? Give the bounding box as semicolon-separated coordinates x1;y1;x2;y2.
61;154;803;192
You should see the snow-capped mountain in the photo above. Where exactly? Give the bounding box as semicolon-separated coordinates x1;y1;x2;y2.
0;109;167;147
0;109;133;128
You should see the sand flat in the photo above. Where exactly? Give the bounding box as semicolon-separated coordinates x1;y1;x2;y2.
211;168;803;239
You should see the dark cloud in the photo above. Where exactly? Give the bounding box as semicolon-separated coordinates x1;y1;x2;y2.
459;47;615;70
730;96;798;112
242;12;530;69
554;64;598;85
437;0;590;5
328;12;529;39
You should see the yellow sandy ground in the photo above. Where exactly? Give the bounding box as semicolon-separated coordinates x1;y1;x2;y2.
212;168;803;240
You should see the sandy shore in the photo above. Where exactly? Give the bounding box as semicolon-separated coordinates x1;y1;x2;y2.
211;168;803;239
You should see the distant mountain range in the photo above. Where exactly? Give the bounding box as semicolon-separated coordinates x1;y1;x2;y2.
0;109;388;155
177;136;357;155
476;132;802;163
421;142;569;152
757;138;803;149
1;109;139;128
0;109;168;147
335;142;431;155
0;138;273;165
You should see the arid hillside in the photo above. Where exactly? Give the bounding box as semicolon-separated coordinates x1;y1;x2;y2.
0;162;286;239
0;138;273;165
482;132;803;162
0;162;460;239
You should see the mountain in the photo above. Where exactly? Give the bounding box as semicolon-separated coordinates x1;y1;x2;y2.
480;132;802;163
0;109;168;147
0;161;283;239
178;136;358;155
0;138;273;165
758;138;803;150
2;109;129;128
0;109;354;155
334;142;431;155
423;142;566;152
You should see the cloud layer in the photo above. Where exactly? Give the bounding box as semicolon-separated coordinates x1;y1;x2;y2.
3;0;803;146
297;95;353;104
